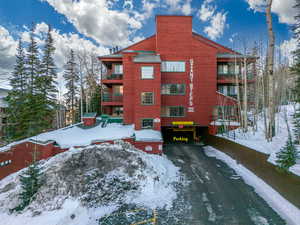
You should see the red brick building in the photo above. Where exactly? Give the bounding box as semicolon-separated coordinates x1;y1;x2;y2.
99;15;256;140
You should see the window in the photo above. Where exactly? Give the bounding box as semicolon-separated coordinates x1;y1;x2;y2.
218;64;228;74
141;66;154;79
114;64;123;74
161;106;185;117
141;92;154;105
161;84;185;95
161;61;185;72
141;118;154;128
228;86;237;95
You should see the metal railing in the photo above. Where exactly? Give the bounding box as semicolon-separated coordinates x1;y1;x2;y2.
102;73;123;80
102;93;123;102
217;73;254;80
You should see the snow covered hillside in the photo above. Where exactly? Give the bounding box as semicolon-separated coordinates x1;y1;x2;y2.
0;141;182;225
219;104;300;176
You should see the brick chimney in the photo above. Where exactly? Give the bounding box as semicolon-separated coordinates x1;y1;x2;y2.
155;15;193;56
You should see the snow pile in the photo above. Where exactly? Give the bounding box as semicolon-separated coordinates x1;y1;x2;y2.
0;141;182;225
204;146;300;225
134;129;162;142
219;104;300;176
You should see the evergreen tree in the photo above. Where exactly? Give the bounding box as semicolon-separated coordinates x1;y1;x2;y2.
40;24;58;104
12;161;42;212
36;24;58;131
6;39;28;140
276;134;298;172
26;24;40;94
276;111;299;172
63;49;79;124
89;84;102;115
24;24;43;136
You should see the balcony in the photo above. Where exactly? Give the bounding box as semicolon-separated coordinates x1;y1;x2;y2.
101;73;123;85
217;73;255;84
102;93;123;106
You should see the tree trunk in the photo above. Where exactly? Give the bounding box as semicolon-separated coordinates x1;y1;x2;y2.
266;0;275;141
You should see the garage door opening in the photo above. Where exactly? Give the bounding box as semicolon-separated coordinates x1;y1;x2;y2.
162;127;196;144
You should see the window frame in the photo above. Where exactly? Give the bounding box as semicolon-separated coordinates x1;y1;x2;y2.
161;106;185;117
114;64;123;74
141;92;154;105
141;118;154;129
141;66;154;79
161;84;186;95
161;61;186;72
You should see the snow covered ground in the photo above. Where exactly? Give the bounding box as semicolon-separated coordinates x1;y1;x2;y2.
0;121;163;152
0;141;182;225
204;146;300;225
218;104;300;176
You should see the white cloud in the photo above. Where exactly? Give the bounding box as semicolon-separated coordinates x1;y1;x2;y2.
246;0;297;24
204;12;227;40
197;0;215;22
0;22;109;86
42;0;142;47
197;0;228;40
280;38;297;65
123;0;133;10
0;26;18;78
182;0;192;15
31;22;107;69
163;0;193;15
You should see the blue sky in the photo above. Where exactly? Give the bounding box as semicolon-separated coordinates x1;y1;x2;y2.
0;0;297;82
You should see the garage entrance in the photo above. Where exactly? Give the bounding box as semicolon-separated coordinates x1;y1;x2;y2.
162;127;197;144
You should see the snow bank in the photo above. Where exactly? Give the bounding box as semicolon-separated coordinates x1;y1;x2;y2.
204;146;300;225
0;142;182;225
134;129;162;142
219;104;300;176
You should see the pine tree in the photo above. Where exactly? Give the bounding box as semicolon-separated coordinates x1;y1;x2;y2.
6;39;28;140
276;134;298;172
11;161;42;212
63;49;79;124
24;24;43;136
276;111;299;172
36;24;58;131
89;85;101;115
40;24;58;104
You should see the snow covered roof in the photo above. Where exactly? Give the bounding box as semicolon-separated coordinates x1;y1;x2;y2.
0;99;8;108
0;121;163;152
82;112;97;118
134;129;163;142
133;54;161;63
34;123;135;148
217;53;257;59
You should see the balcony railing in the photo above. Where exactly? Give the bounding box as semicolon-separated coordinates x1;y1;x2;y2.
102;73;123;80
217;73;254;81
102;93;123;102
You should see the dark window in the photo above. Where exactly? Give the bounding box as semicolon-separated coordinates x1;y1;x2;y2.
161;106;185;117
161;84;185;95
141;119;154;129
